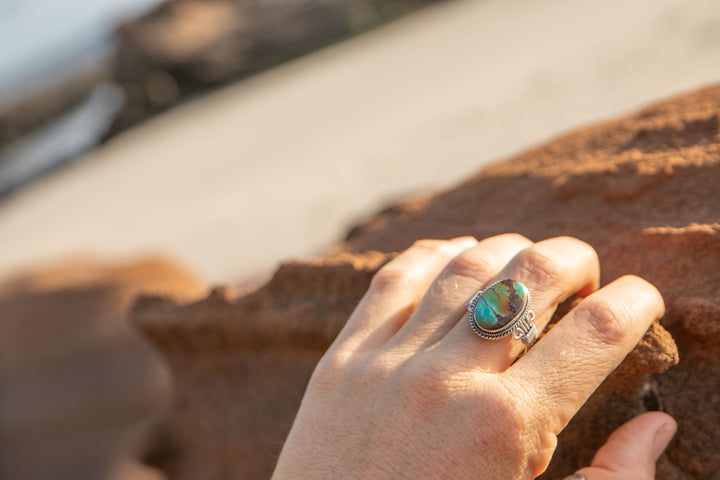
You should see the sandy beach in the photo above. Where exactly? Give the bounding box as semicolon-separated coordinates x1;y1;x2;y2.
1;0;719;283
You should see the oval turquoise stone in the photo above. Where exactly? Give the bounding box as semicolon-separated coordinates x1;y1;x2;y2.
473;280;528;331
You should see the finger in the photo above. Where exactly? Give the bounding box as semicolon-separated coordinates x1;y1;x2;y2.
332;237;477;352
507;275;665;432
571;412;677;480
389;233;532;350
437;236;600;372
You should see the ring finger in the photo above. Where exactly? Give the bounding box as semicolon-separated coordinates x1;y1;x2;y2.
387;233;533;352
434;236;600;372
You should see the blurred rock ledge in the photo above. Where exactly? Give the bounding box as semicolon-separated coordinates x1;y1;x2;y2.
131;85;720;479
0;257;205;480
110;0;436;134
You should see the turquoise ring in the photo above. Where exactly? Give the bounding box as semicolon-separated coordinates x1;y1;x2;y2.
467;279;537;345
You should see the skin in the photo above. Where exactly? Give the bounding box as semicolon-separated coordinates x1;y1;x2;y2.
272;235;676;479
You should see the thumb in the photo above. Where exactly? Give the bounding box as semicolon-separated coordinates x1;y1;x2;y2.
567;412;677;480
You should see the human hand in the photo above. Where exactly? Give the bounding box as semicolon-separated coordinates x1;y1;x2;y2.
563;410;676;480
272;235;674;479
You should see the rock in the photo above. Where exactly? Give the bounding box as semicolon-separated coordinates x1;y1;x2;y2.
110;0;434;133
0;257;205;480
132;252;388;479
344;84;720;479
133;85;720;479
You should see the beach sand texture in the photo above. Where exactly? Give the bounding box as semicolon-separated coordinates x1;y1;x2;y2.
1;0;720;283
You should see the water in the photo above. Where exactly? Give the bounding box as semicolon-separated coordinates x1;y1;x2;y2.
0;0;161;107
0;0;162;194
0;84;123;196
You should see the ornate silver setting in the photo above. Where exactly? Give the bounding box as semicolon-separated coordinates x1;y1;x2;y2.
467;280;536;345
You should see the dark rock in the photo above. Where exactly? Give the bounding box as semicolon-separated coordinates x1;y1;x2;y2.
109;0;434;133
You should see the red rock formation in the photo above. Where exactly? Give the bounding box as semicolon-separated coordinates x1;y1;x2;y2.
0;257;205;480
133;85;720;479
133;253;388;479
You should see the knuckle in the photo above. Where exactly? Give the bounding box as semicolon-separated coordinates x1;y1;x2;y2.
495;232;532;244
513;246;561;285
567;237;600;268
582;297;632;345
556;236;598;259
370;239;459;292
445;250;496;284
370;265;413;291
411;238;447;252
618;274;665;313
311;349;352;390
316;347;352;374
554;235;586;245
411;239;464;259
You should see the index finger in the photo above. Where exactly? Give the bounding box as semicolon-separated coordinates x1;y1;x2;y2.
505;275;665;433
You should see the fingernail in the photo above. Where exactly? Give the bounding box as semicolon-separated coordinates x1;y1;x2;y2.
449;236;477;249
652;423;677;460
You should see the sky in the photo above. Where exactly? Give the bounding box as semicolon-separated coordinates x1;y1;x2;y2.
0;0;161;104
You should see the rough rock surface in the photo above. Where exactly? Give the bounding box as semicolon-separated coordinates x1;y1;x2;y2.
133;85;720;479
0;257;205;480
133;253;388;479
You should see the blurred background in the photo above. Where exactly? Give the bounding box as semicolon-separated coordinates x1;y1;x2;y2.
1;0;719;479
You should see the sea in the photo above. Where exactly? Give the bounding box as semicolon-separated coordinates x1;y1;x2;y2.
0;0;162;195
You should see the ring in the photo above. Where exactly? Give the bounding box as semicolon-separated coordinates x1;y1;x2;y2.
467;279;537;345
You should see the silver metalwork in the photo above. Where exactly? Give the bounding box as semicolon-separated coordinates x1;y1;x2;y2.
467;279;536;345
561;474;586;480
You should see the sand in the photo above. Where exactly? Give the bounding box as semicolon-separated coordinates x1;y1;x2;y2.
1;0;720;283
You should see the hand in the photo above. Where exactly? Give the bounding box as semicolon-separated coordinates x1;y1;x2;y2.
272;235;674;479
566;411;676;480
